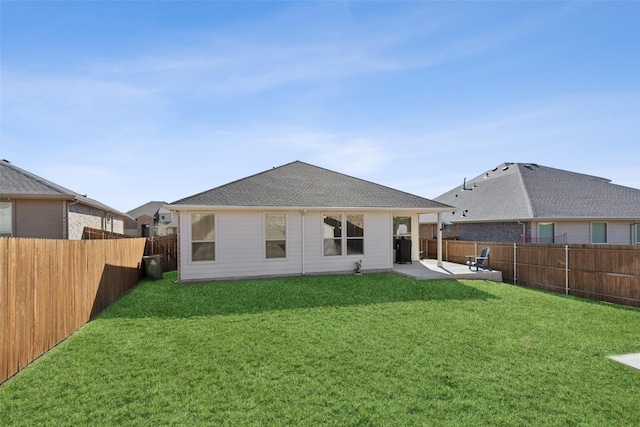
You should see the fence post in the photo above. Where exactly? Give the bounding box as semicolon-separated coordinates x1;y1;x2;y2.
445;240;448;261
565;245;569;295
513;242;517;285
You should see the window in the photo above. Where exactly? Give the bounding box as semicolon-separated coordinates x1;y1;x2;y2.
346;214;364;255
323;213;364;257
393;216;411;239
323;214;342;256
191;213;215;261
539;223;555;243
636;224;640;245
0;202;11;237
591;222;607;244
265;214;286;258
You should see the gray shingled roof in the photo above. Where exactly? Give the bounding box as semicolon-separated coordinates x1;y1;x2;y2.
0;159;128;216
127;201;167;219
433;162;640;222
170;161;451;210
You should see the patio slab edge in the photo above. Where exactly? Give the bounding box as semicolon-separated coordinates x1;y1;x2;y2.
608;353;640;371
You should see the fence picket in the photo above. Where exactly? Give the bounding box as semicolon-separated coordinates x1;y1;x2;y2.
0;237;146;385
423;239;640;308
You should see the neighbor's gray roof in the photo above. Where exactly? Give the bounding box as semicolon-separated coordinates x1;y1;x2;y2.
431;162;640;222
0;159;128;217
127;201;167;219
170;161;452;210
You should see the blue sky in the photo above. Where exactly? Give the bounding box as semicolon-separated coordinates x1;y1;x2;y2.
1;1;639;212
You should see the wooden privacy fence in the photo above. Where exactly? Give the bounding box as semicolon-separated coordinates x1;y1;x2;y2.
423;239;640;308
82;227;136;240
83;227;177;273
145;234;178;272
0;237;146;385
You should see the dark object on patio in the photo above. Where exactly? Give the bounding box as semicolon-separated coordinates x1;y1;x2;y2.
466;247;492;271
396;237;412;264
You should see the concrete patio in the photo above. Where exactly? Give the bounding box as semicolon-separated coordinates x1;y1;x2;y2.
393;259;503;282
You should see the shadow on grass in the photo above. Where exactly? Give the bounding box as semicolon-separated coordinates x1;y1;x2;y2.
99;272;499;319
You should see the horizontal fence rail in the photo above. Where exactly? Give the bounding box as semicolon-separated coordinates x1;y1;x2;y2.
423;239;640;308
0;237;146;385
84;227;177;273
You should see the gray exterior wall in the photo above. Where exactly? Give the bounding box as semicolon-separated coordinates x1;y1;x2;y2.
421;220;639;244
420;222;529;243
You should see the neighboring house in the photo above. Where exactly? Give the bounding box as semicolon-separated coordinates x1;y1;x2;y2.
0;159;129;239
168;161;452;282
420;162;640;244
125;201;178;237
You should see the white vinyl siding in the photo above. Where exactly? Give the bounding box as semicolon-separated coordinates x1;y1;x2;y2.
177;210;395;282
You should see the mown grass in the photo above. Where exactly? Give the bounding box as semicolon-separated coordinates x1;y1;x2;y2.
1;272;639;426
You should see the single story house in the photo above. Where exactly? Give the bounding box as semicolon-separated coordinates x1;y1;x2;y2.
168;161;452;282
420;162;640;244
0;159;129;239
125;201;178;237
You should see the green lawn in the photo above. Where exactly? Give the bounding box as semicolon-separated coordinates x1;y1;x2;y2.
1;272;639;426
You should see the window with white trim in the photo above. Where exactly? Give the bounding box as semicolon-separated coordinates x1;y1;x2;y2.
591;222;607;244
191;213;215;261
265;213;286;258
635;224;640;244
346;214;364;255
539;223;555;243
0;202;11;237
323;214;342;256
323;213;364;256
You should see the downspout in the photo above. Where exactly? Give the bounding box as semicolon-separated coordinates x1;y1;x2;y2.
436;212;443;267
301;209;307;275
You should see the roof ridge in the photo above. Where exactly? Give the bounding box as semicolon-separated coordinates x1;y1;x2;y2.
514;164;536;217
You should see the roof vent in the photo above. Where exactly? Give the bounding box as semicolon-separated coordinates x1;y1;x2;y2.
461;177;473;191
502;166;509;171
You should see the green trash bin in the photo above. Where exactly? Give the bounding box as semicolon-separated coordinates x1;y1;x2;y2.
142;254;163;280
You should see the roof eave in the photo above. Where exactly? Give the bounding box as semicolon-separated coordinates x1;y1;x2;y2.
1;194;74;201
167;204;452;214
